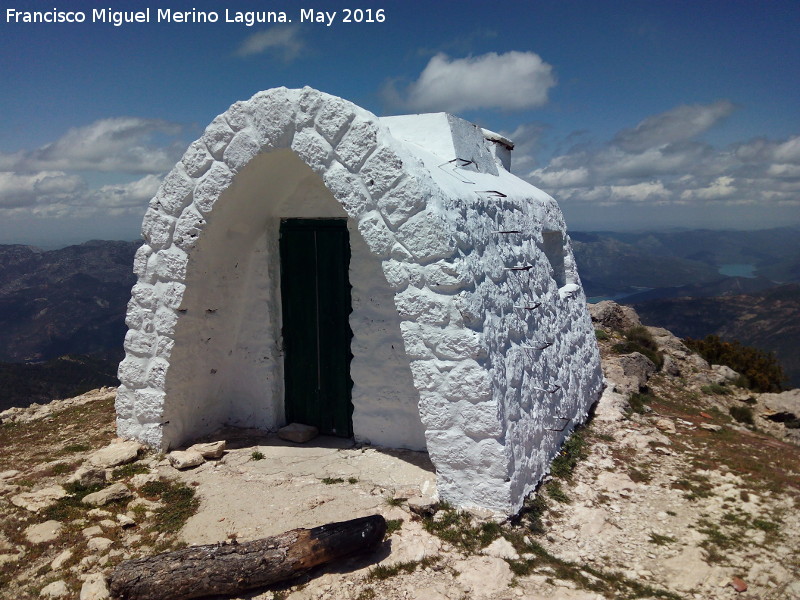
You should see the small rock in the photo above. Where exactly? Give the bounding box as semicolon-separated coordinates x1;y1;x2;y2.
82;525;104;539
278;422;319;443
130;473;159;488
655;418;676;433
731;577;748;592
82;483;132;507
407;495;437;516
588;301;641;331
40;580;70;598
51;548;73;570
80;572;110;600
25;520;63;544
187;440;226;459
481;537;520;560
11;485;67;512
99;519;117;529
393;487;419;501
87;537;114;552
87;509;113;519
700;423;722;432
117;513;136;527
88;441;142;468
0;469;20;480
167;450;205;470
711;364;740;383
0;553;20;566
67;466;108;488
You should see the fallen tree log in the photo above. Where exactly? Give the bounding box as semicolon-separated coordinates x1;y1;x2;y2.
109;514;387;600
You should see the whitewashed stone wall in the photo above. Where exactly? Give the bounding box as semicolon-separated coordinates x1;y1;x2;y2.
117;87;603;513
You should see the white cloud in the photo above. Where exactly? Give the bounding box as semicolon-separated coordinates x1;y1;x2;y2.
4;174;163;219
526;101;799;210
385;51;556;113
0;118;184;174
236;25;304;60
0;172;85;208
612;100;735;152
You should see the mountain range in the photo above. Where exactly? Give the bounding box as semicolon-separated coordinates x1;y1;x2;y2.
0;227;797;409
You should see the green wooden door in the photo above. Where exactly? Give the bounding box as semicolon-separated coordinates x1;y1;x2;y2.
279;219;353;437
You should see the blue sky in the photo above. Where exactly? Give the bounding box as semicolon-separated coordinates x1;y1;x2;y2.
1;0;798;246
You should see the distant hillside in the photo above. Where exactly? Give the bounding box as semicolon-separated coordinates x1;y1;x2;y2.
631;283;800;387
584;226;800;284
0;240;140;363
0;355;120;412
570;233;720;297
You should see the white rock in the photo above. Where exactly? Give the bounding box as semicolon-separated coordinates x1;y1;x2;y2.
278;423;319;444
654;418;676;433
80;572;110;600
51;548;73;570
0;469;20;479
167;450;205;469
117;513;136;527
187;440;226;459
87;537;114;552
455;556;513;595
130;473;160;487
24;520;63;544
40;580;70;598
81;483;132;507
11;485;67;512
88;441;142;468
67;466;108;487
0;553;20;566
481;537;520;560
82;525;104;538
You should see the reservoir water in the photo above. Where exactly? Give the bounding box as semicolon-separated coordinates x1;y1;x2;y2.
718;264;757;278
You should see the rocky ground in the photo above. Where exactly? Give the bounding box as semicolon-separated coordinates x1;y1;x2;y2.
0;303;798;600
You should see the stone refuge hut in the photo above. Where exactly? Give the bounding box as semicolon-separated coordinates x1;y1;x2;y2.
116;87;603;514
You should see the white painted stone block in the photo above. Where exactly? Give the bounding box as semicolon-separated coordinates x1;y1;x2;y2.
224;100;251;132
395;210;454;262
153;246;188;281
250;88;296;149
315;97;355;144
141;209;175;250
357;211;394;256
395;287;451;325
360;146;403;199
193;162;234;214
173;204;206;251
156;282;185;310
290;128;333;174
118;356;148;388
130;283;157;310
133;389;164;423
124;330;156;357
440;360;492;403
151;168;195;216
132;245;152;279
180;139;214;178
154;306;178;336
378;177;428;228
336;119;378;170
201;115;234;160
223;131;261;173
323;162;372;217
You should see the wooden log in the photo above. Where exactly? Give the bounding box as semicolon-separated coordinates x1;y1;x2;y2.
109;514;387;600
